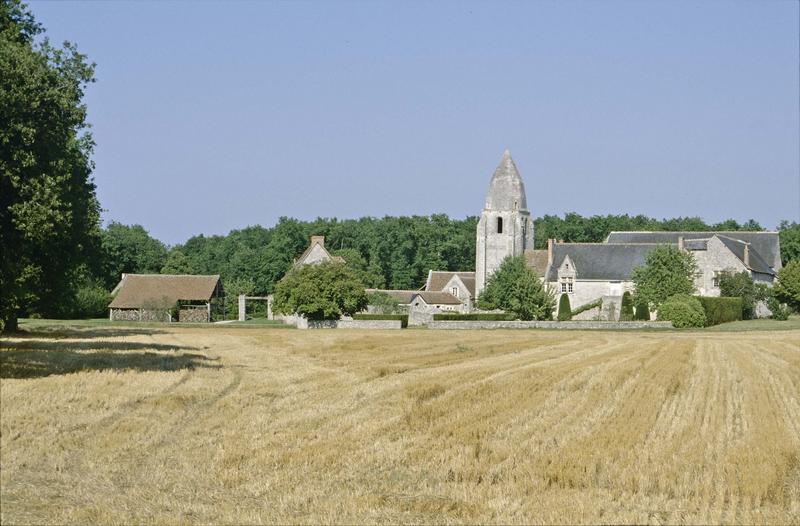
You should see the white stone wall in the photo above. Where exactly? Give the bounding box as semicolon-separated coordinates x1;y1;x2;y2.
690;237;748;296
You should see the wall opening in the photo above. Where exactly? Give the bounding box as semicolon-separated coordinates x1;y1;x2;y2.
497;217;503;233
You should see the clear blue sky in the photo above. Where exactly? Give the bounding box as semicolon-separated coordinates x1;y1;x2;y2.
30;0;800;245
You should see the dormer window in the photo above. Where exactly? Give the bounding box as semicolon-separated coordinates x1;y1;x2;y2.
497;217;503;233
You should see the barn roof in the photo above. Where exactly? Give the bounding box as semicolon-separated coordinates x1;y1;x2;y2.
109;274;221;309
524;249;549;278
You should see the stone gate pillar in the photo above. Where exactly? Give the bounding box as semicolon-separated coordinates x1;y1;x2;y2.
238;294;246;322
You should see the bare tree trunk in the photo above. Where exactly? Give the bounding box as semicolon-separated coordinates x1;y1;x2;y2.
2;316;18;333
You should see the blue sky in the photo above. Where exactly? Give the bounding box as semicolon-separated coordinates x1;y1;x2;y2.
30;0;800;245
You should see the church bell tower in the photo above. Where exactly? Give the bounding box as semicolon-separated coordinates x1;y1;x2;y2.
475;150;534;299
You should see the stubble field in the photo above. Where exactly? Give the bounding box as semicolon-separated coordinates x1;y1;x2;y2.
1;323;799;524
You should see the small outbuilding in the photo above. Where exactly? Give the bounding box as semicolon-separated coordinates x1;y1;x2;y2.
108;274;223;323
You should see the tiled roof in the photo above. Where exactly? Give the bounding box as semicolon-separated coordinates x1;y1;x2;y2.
716;235;775;275
546;244;661;282
606;231;781;270
426;271;476;297
415;291;462;305
109;274;221;309
524;249;549;278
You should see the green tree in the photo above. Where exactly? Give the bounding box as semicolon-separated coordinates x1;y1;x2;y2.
477;255;555;320
1;1;101;330
100;222;167;287
272;261;368;320
773;260;800;313
632;246;699;310
161;249;194;274
366;291;403;314
778;221;800;265
633;300;651;321
557;294;572;321
332;247;385;288
717;270;767;319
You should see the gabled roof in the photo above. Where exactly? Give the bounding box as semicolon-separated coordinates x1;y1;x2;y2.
295;236;344;266
545;244;661;282
524;249;549;278
109;274;221;309
426;271;476;297
605;231;781;270
716;235;775;275
484;150;528;211
415;291;462;305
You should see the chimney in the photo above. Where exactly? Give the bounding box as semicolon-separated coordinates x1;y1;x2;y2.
311;235;325;248
677;236;684;251
547;238;554;263
744;243;750;268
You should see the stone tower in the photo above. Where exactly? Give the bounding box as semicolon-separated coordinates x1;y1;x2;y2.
475;150;534;299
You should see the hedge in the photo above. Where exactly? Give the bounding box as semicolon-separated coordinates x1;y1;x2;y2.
352;314;408;328
634;301;650;321
572;298;602;317
695;296;743;326
657;294;706;328
620;291;634;321
432;313;517;321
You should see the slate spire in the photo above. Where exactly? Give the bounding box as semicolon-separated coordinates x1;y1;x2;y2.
484;149;528;211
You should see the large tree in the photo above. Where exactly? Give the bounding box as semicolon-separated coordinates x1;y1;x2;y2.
100;222;168;287
773;260;800;313
477;255;555;320
632;245;699;310
1;1;100;330
272;261;368;320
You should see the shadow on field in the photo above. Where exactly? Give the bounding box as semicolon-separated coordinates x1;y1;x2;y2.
0;336;218;379
11;327;165;339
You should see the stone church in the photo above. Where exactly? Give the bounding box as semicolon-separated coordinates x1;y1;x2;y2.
422;149;782;319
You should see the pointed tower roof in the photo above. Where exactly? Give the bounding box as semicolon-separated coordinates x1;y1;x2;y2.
484;149;528;211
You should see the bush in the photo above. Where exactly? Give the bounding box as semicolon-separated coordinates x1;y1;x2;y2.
767;296;791;321
717;271;767;319
557;294;572;321
572;298;602;317
432;313;517;321
273;261;367;320
73;284;111;318
620;292;634;321
634;301;651;321
657;294;706;328
695;296;743;326
352;313;408;328
477;255;555;320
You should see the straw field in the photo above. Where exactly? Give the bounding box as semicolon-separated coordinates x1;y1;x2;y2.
1;324;798;524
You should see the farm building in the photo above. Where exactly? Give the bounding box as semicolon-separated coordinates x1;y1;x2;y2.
108;274;223;322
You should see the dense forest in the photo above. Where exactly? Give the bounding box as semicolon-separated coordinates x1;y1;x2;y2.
92;214;800;304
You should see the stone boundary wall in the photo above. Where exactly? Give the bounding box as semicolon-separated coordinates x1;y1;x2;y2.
336;320;403;329
300;319;402;329
427;320;674;330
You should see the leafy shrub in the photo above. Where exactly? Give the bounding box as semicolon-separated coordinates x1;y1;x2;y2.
477;255;555;320
695;296;743;326
352;313;408;328
620;291;634;321
657;294;706;328
717;271;767;319
73;284;111;318
557;294;572;321
634;301;651;321
432;313;517;321
767;296;791;321
365;291;405;315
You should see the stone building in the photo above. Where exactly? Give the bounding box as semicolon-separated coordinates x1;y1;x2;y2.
468;150;781;319
108;274;222;322
475;150;535;298
294;235;344;266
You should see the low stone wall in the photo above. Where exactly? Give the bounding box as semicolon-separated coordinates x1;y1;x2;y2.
299;319;403;329
408;311;433;326
427;320;674;330
336;320;402;329
178;308;209;323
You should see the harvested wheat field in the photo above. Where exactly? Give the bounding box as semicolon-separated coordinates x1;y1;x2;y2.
1;323;799;525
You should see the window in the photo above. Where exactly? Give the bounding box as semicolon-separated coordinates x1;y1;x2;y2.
561;277;574;293
451;286;459;298
497;217;503;233
712;271;722;287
